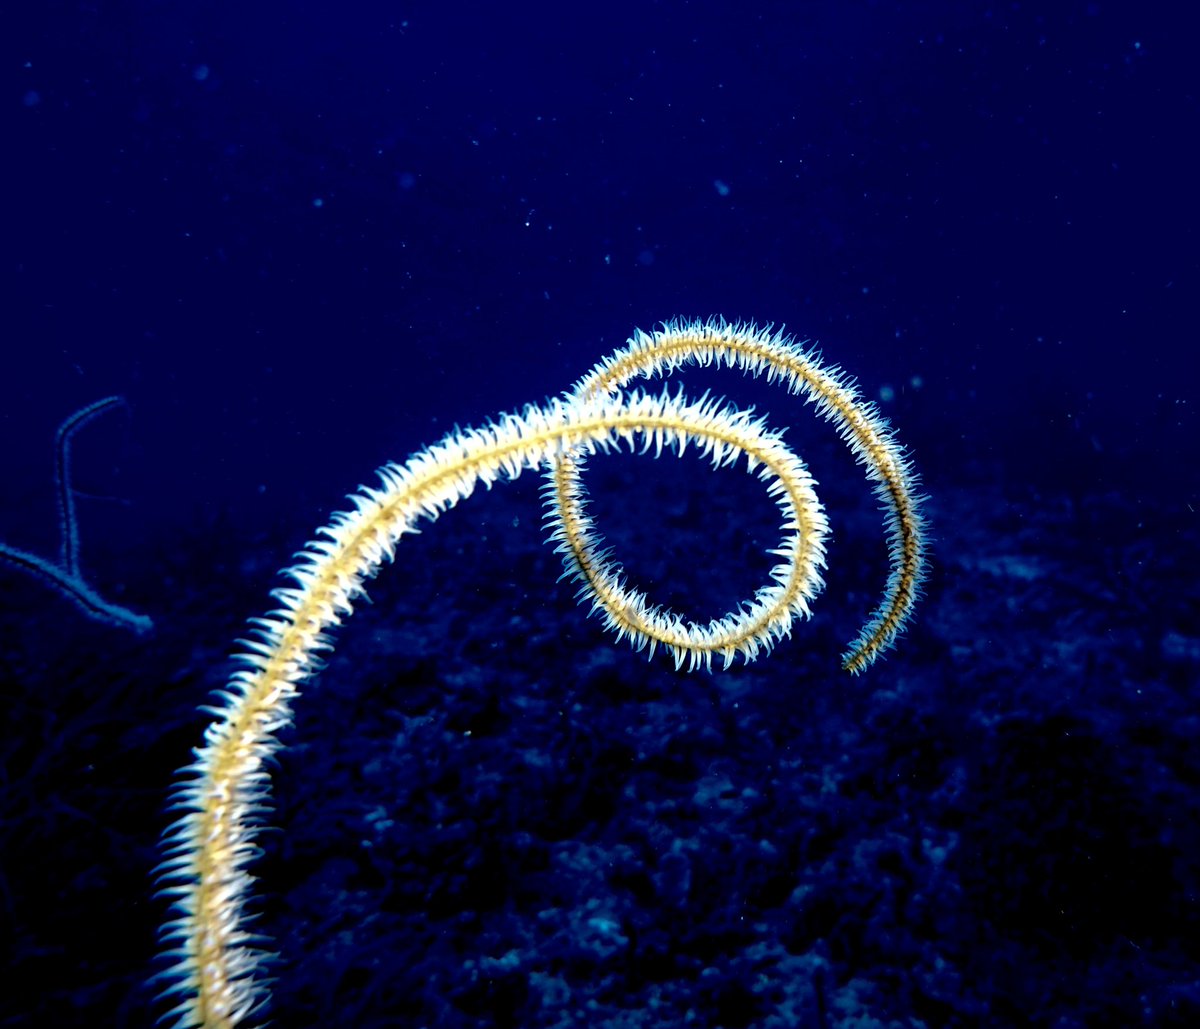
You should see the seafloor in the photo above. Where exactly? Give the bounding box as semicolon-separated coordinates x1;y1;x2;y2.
1;442;1198;1027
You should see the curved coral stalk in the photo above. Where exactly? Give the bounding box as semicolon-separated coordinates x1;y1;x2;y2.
155;322;926;1027
550;319;926;673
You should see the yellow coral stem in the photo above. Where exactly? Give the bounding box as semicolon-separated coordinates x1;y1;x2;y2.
156;319;926;1027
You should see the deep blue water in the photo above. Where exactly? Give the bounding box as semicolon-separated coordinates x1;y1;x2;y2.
3;3;1198;1027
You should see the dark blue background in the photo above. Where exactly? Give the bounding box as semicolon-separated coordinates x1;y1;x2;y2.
9;0;1196;535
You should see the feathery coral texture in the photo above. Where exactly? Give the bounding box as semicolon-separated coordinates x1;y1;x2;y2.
156;319;926;1028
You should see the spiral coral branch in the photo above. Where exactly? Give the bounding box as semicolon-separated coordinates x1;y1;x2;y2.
155;319;926;1028
555;319;926;672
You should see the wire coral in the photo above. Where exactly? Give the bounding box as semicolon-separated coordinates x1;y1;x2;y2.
0;396;152;634
155;319;926;1028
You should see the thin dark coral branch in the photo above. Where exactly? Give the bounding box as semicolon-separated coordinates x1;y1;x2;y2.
0;396;152;634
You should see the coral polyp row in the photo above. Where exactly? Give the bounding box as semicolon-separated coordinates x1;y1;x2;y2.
157;319;926;1027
